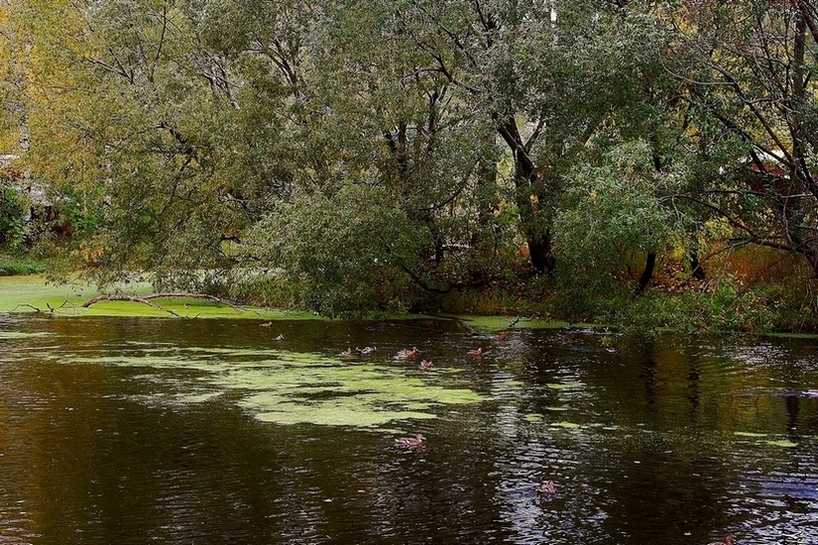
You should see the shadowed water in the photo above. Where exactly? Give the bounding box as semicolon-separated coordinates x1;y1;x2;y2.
0;315;817;544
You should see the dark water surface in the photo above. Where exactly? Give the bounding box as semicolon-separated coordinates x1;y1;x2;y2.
1;315;817;544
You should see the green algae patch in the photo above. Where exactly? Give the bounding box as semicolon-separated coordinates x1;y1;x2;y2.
0;331;51;339
765;439;798;448
734;431;768;438
546;381;584;390
60;345;486;429
458;315;570;333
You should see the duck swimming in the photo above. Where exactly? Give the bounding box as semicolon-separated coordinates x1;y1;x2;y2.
396;347;419;359
536;480;556;497
420;360;433;370
395;434;426;449
467;347;483;357
707;535;736;545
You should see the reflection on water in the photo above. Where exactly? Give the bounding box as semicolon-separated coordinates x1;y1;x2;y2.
1;315;817;544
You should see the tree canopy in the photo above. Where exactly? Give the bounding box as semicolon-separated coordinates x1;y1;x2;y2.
3;0;818;325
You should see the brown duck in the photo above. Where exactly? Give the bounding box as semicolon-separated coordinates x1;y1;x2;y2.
537;480;556;497
396;347;419;359
395;433;426;449
707;535;736;545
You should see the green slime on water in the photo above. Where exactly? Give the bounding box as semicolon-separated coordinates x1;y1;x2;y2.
59;346;485;429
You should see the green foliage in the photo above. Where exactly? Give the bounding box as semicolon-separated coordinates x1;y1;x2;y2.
553;141;684;312
0;253;47;276
0;187;27;249
8;0;818;331
246;182;424;316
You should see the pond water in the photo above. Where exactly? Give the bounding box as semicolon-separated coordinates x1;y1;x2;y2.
0;314;817;545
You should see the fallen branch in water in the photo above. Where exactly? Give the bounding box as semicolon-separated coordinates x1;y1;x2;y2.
81;294;178;316
10;300;71;314
11;303;42;313
46;300;71;312
80;292;245;316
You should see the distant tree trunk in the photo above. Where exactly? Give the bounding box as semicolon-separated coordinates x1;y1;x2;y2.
690;249;706;281
636;252;656;294
471;156;499;248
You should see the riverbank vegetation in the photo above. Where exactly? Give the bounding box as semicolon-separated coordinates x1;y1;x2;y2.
2;1;818;333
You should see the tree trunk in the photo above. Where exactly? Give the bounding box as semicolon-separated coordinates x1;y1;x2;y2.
690;249;706;281
527;229;555;275
636;252;656;294
496;115;555;275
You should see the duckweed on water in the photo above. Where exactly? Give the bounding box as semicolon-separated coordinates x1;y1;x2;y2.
733;431;800;448
0;331;51;339
734;431;768;438
550;421;583;429
546;381;584;390
60;347;485;429
459;315;570;332
765;439;798;448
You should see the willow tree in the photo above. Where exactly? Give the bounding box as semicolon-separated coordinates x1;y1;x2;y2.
15;0;309;289
0;1;26;155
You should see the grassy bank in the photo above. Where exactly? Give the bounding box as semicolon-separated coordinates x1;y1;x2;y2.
0;275;318;320
3;245;815;334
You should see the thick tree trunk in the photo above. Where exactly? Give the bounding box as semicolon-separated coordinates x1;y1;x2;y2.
496;115;555;275
527;229;555;275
